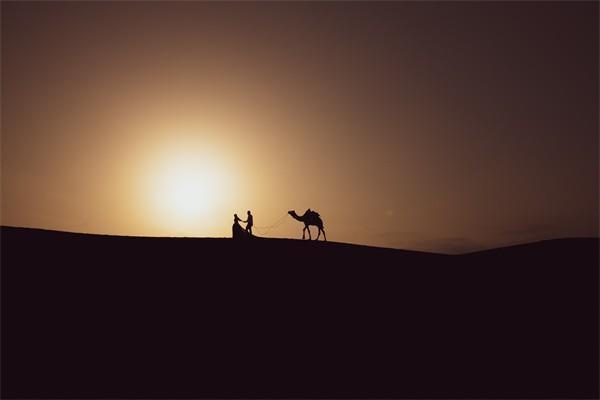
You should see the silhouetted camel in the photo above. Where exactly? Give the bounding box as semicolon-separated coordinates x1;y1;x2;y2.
288;210;327;241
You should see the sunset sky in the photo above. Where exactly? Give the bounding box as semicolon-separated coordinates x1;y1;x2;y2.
2;2;598;253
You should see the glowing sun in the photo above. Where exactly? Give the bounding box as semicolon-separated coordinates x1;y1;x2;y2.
150;155;229;225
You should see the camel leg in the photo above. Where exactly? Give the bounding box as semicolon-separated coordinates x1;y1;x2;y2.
306;225;312;240
302;226;306;240
322;228;327;241
316;228;321;241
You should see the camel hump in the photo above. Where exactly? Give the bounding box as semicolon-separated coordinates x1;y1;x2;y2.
311;210;320;218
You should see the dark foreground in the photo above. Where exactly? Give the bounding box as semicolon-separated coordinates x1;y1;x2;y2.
2;227;598;398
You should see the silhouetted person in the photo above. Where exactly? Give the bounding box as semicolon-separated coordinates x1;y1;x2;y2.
234;213;243;225
232;213;246;239
242;210;253;236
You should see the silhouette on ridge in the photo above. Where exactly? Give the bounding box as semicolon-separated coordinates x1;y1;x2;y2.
242;210;253;236
288;209;326;241
232;213;249;239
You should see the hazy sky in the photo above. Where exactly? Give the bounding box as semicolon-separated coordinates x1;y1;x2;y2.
2;2;598;253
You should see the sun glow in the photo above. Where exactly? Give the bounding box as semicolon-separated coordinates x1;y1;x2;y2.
144;144;234;234
158;166;221;219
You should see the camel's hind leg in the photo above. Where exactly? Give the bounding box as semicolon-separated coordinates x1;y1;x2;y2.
316;227;321;241
321;228;327;241
302;226;307;240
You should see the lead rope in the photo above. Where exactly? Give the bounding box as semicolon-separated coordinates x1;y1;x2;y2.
252;213;289;236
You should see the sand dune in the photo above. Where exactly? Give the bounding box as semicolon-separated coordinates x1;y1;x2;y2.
2;226;598;398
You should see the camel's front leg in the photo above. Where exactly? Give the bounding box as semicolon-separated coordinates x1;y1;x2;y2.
302;226;306;240
316;228;321;241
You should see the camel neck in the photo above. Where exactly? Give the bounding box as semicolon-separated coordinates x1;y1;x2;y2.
290;212;304;222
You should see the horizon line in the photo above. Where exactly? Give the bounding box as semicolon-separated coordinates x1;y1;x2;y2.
1;225;597;256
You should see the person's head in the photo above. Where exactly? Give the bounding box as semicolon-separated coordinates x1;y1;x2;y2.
234;213;238;218
247;210;251;215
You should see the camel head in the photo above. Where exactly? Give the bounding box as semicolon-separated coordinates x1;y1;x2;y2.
288;210;304;220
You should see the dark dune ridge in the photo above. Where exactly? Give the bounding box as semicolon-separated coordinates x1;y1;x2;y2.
1;226;598;398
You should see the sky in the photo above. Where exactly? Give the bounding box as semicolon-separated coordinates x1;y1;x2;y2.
1;1;598;253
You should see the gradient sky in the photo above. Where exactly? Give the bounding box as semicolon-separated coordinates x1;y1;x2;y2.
2;2;598;253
